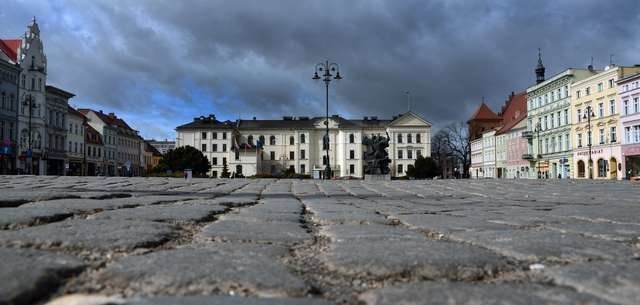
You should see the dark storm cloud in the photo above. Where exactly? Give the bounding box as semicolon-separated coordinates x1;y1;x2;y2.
3;0;640;138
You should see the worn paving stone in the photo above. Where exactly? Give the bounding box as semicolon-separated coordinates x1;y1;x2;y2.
200;219;310;244
0;248;85;305
19;195;198;214
0;219;174;250
90;202;227;222
545;261;640;305
46;294;336;305
449;229;635;262
96;246;307;297
0;207;74;229
358;282;617;305
321;237;512;279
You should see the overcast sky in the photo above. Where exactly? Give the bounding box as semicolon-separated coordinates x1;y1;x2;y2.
2;0;639;139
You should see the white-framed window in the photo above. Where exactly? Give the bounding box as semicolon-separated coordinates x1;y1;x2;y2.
635;98;639;113
611;127;617;143
564;109;569;125
578;133;583;148
550;113;555;128
625;127;631;143
577;109;582;122
624;100;629;115
397;150;403;159
598;103;604;117
597;83;603;92
599;128;605;144
586;87;591;95
608;79;614;88
610;100;615;115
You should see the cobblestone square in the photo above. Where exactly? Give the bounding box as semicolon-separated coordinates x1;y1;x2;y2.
0;176;638;305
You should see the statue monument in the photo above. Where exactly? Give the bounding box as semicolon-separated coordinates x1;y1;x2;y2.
362;132;391;180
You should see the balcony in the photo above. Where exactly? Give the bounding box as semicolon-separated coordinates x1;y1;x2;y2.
522;153;534;160
522;131;533;140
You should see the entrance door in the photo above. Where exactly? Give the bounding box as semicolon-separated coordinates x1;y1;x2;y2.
610;158;617;180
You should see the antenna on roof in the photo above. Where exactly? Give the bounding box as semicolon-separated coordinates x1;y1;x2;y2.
404;90;410;112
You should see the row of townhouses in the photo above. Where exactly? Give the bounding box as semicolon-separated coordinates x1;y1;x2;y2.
0;19;162;175
176;112;432;178
470;52;640;180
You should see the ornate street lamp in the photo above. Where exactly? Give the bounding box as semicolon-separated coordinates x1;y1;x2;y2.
583;105;596;179
534;121;542;179
22;94;38;175
313;61;342;180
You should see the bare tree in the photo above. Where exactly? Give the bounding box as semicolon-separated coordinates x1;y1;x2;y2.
440;122;471;178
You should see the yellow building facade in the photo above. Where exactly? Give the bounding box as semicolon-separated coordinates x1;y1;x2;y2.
570;65;640;179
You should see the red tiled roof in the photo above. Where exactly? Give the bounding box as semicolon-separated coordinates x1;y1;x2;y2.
0;39;21;62
78;108;135;132
496;92;527;135
468;102;501;121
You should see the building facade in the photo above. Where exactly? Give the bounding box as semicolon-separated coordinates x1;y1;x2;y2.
176;112;431;178
147;139;175;155
45;85;73;175
525;68;597;179
0;58;19;174
495;92;530;178
618;72;640;179
570;65;640;180
469;138;483;179
66;106;85;175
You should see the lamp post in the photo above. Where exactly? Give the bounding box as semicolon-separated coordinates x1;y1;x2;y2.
312;60;342;180
22;94;38;174
534;121;542;179
583;106;596;179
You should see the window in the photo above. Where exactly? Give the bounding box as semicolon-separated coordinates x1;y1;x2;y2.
213;132;217;139
610;100;615;115
349;134;354;143
270;151;275;160
222;132;227;140
550;113;555;128
599;128;605;144
201;144;207;152
300;149;306;159
349;164;355;174
349;150;354;159
565;133;570;150
248;135;254;145
322;155;327;165
608;79;614;88
611;127;617;143
635;98;639;113
259;135;265;145
544;115;548;129
300;134;306;144
624;100;629;115
201;132;207;139
397;150;403;159
597;83;603;92
598;159;607;177
289;136;294;145
598;103;604;117
407;150;413;159
300;164;305;173
577;90;581;98
417;150;422;157
585;87;590;95
625;127;631;143
397;164;403;174
235;150;240;160
222;144;227;152
289;151;294;160
212;157;217;165
416;134;421;143
557;111;561;127
564;109;569;125
577;109;582;122
397;134;402;143
407;134;412;143
269;135;276;145
212;144;218;152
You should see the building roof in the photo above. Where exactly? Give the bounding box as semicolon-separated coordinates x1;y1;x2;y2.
46;85;75;99
496;92;527;135
176;114;236;130
468;102;502;122
68;105;85;119
78;108;136;132
0;39;20;62
85;124;104;145
144;141;162;156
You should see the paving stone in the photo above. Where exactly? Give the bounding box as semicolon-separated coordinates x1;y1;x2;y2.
19;195;198;214
96;247;307;297
322;238;511;279
0;207;74;229
0;248;85;305
319;224;424;241
449;229;635;262
90;202;227;222
200;219;310;244
46;294;335;305
221;210;301;223
0;189;81;207
359;282;617;305
0;219;174;250
545;261;640;305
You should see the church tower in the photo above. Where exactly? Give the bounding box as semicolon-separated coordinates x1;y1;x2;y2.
535;49;545;84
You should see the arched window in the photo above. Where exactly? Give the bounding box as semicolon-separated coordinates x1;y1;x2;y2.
248;135;254;145
416;133;421;143
269;135;276;145
259;135;265;145
597;159;607;177
300;134;306;144
289;136;294;145
397;134;403;143
577;160;585;178
349;134;355;144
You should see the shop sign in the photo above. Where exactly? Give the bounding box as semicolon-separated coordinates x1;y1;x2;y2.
576;149;603;157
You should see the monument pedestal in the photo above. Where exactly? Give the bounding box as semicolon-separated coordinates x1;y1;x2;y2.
364;174;391;181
